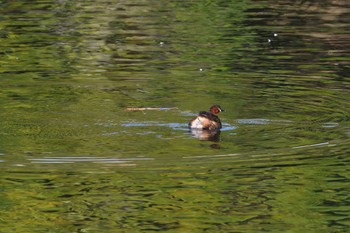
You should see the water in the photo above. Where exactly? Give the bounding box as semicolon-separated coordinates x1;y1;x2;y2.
1;0;350;232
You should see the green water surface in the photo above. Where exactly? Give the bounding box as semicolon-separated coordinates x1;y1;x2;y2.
0;0;350;232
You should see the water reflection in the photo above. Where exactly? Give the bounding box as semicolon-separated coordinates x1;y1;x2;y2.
190;129;221;142
0;0;350;232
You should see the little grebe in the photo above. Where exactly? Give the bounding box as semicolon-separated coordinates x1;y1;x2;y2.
188;105;224;130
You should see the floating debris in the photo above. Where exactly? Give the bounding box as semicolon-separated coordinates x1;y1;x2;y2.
126;107;178;111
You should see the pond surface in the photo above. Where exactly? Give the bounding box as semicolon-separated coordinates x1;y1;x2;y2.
1;0;350;232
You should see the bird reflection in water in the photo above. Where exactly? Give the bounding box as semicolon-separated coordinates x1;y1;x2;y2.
190;129;221;148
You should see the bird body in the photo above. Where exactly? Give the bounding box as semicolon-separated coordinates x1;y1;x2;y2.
188;105;223;130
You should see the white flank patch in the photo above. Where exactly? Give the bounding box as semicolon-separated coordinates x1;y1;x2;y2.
190;117;205;129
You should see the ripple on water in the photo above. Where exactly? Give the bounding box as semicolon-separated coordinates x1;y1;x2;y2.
28;157;154;164
121;121;237;131
122;121;188;130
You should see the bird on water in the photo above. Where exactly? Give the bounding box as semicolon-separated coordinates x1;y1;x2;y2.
188;105;224;130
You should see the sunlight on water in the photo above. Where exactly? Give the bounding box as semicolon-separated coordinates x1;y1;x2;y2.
0;0;349;232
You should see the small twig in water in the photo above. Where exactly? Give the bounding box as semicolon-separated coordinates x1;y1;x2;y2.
126;107;178;111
